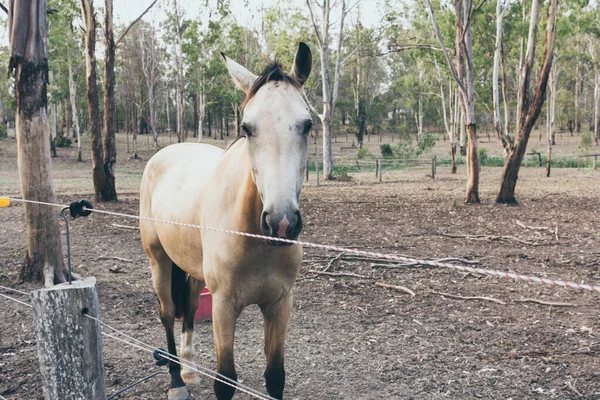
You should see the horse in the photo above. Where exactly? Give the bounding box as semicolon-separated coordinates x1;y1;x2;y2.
139;42;312;400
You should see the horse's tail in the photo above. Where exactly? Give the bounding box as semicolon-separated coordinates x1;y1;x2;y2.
171;263;189;319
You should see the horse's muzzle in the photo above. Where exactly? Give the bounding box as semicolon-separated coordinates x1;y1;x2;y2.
261;208;303;245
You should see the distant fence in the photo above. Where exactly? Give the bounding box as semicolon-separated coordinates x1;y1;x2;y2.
305;156;438;184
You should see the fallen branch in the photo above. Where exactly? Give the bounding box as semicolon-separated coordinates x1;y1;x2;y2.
371;257;480;269
97;256;134;263
111;223;139;230
323;252;345;272
514;298;575;307
432;291;506;305
375;282;415;297
564;380;584;398
437;233;539;246
516;220;550;231
306;270;367;279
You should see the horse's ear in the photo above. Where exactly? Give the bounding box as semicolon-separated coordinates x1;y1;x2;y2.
291;42;312;86
221;52;257;93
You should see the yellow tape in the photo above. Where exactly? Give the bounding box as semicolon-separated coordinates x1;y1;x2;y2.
0;197;11;208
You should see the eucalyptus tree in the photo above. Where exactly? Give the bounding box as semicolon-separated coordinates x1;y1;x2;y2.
9;0;69;285
345;21;386;147
306;0;350;180
496;0;558;204
80;0;110;201
138;21;162;152
425;0;481;203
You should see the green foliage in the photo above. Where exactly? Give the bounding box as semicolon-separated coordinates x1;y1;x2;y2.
0;124;7;140
56;136;72;148
333;165;353;181
380;144;394;157
478;148;488;163
416;133;437;156
392;138;417;160
357;147;372;159
580;132;594;150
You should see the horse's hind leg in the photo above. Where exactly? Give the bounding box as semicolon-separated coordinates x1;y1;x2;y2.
149;253;189;400
212;294;241;400
180;277;205;384
260;294;293;400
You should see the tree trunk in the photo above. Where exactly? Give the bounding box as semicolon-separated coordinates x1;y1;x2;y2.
322;114;334;178
81;0;107;202
197;90;205;142
50;102;57;157
492;0;511;156
174;0;185;143
207;110;212;137
307;0;347;180
546;60;556;176
459;112;466;155
133;105;140;159
10;0;68;286
465;123;480;203
515;0;527;132
594;47;600;145
102;0;117;201
574;61;580;134
496;0;557;204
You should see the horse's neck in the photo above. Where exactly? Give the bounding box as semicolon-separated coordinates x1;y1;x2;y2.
219;140;263;234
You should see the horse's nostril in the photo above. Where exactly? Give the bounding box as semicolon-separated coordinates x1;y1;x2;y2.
261;211;270;235
290;211;303;238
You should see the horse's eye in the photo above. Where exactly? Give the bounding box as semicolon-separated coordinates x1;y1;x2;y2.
242;124;252;137
303;120;313;135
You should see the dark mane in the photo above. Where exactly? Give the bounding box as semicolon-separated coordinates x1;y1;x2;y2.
242;62;300;108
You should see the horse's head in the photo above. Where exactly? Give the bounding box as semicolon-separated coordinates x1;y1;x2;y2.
222;43;312;245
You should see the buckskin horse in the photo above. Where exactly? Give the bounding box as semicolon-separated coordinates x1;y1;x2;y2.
139;43;312;400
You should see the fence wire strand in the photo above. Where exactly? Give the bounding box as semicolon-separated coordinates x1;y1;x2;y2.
5;196;599;294
0;284;30;296
85;314;275;400
0;291;32;308
0;287;274;400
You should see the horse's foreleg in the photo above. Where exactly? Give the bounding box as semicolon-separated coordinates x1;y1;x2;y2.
180;277;205;385
260;294;292;400
212;295;240;400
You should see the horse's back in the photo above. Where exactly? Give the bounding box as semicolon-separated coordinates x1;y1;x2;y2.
142;143;223;192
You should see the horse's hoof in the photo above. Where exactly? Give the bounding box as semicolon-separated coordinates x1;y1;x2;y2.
182;370;202;385
168;386;189;400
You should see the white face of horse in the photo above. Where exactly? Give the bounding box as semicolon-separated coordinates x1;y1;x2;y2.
222;43;312;244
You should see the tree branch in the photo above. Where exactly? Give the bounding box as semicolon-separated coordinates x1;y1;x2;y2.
424;0;467;100
377;44;443;56
115;0;159;47
522;0;558;134
303;90;322;119
331;0;346;113
306;0;324;46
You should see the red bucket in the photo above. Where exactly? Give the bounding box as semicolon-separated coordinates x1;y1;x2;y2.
175;288;212;322
195;288;212;321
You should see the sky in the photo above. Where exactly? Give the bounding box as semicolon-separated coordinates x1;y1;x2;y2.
0;0;385;52
115;0;384;32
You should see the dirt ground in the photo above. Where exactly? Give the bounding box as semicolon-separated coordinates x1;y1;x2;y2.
1;133;600;399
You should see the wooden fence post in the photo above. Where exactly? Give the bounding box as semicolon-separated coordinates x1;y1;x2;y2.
595;155;598;170
375;159;379;177
379;161;383;182
31;278;106;400
432;156;437;179
306;160;309;182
